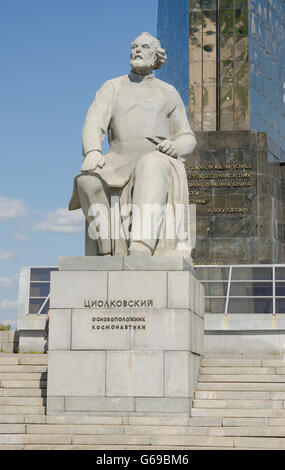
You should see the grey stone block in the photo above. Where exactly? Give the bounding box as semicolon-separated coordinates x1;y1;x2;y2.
47;351;106;396
123;256;193;272
106;351;163;397
71;309;130;350
0;332;10;342
108;271;167;308
65;397;135;412
135;397;191;413
192;354;201;392
164;352;192;397
18;331;46;353
199;283;205;317
167;271;195;310
191;314;204;355
130;309;190;351
59;256;124;271
0;343;14;353
47;397;65;414
194;278;201;315
50;271;108;309
48;309;71;351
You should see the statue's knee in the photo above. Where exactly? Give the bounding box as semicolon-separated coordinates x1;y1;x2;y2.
135;152;170;177
77;175;89;192
77;175;103;196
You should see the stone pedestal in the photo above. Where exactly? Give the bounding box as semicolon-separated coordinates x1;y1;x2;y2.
47;256;204;415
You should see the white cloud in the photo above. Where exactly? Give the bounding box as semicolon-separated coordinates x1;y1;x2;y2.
34;207;84;234
13;233;29;241
0;274;19;289
0;299;18;312
0;197;28;221
0;248;15;260
0;277;13;289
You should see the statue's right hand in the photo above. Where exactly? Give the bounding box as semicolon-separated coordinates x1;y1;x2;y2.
81;151;105;172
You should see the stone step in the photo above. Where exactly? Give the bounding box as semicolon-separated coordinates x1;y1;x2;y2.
199;375;285;383
0;354;48;365
191;408;285;417
2;388;46;397
262;360;285;367
222;418;269;427
0;433;234;447
202;358;285;368
233;437;285;449
25;424;208;437
196;382;285;391
0;357;19;365
0;380;47;389
202;359;263;367
207;427;285;437
200;367;276;375
45;415;128;425
71;434;235;447
127;416;189;426
268;418;285;426
0;397;45;406
0;444;214;451
0;414;192;426
0;373;46;380
188;417;222;427
18;356;48;365
193;399;284;409
195;391;271;400
0;424;25;434
0;406;45;415
0;434;72;445
195;390;285;400
0;366;47;373
0;415;46;424
26;424;124;435
0;444;234;450
114;425;208;436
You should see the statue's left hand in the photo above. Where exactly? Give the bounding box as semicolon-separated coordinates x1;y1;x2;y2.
81;151;105;172
156;139;179;158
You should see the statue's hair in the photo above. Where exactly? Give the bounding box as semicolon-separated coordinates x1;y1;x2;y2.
132;32;167;70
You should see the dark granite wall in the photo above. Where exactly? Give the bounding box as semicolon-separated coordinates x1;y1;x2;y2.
187;130;285;264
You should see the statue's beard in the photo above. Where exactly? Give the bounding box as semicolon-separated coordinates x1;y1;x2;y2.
130;57;156;73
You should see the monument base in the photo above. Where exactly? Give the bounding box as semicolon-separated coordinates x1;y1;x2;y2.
47;256;204;415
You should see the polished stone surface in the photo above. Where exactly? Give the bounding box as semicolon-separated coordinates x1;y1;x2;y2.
188;130;285;264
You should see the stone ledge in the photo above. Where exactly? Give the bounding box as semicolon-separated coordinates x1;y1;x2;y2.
59;256;194;273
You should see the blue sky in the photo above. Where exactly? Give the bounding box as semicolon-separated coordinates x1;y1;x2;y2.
0;0;158;327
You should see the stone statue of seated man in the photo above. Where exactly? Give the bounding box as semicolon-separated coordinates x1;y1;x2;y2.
68;32;197;258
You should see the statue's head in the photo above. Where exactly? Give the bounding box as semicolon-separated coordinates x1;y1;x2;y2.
130;32;167;73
